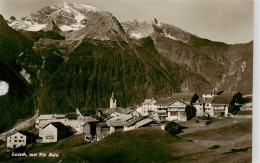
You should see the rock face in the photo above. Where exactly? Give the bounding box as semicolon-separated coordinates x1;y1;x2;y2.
0;2;253;132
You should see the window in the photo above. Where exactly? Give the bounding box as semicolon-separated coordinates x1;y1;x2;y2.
14;136;17;138
14;140;17;142
9;140;11;142
20;136;23;138
19;140;21;142
170;112;177;116
207;104;209;106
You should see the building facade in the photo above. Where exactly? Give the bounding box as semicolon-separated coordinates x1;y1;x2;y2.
7;131;35;149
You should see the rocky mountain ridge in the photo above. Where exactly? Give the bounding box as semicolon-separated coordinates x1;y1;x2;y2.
0;2;253;132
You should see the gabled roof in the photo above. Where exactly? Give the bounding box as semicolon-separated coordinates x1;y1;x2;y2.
168;100;189;106
155;97;172;106
8;130;35;137
155;93;197;106
171;93;197;102
135;118;156;127
212;91;238;104
43;122;68;130
18;130;36;137
125;116;146;127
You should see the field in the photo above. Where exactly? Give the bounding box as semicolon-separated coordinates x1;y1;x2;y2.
0;117;252;162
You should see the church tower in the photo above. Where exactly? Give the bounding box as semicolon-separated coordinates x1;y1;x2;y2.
110;91;117;109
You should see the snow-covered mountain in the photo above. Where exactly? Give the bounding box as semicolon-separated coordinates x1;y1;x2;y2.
8;2;101;31
122;18;190;43
7;2;126;41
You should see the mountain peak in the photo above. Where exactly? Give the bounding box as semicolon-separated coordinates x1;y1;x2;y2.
0;14;9;33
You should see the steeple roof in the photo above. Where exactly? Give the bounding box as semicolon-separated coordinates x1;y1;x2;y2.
111;91;115;99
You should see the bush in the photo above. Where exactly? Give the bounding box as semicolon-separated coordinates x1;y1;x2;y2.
165;122;181;135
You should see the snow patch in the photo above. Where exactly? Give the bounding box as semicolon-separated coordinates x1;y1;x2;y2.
59;24;85;31
9;20;46;31
241;61;246;72
163;32;188;43
130;33;143;39
20;68;31;84
0;81;9;96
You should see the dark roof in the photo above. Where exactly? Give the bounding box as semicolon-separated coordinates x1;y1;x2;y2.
17;130;35;137
171;93;196;102
97;108;110;113
125;116;146;127
155;93;196;106
212;91;238;104
155;97;172;106
43;122;68;130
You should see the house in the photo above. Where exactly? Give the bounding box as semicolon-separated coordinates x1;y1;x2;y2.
98;107;133;117
106;119;126;134
153;97;170;121
195;91;241;117
194;98;215;116
63;116;98;134
171;93;199;105
124;116;146;131
42;122;69;143
96;122;110;141
166;100;189;121
37;114;67;137
211;91;239;117
124;117;158;131
7;130;36;149
36;114;66;129
138;98;157;116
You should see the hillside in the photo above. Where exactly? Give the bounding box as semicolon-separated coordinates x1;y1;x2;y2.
0;2;253;132
1;118;252;162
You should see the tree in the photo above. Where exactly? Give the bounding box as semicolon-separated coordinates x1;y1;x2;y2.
185;106;196;120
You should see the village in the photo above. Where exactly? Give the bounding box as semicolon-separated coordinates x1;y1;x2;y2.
5;89;252;151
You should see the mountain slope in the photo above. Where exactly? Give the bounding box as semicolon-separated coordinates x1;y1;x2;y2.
122;20;253;94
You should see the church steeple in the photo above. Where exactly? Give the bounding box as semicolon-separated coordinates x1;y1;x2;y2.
110;91;116;109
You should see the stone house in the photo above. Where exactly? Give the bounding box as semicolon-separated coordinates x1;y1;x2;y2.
96;122;110;141
42;122;69;143
7;131;36;149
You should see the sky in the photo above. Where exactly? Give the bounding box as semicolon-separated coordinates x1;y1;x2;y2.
0;0;253;44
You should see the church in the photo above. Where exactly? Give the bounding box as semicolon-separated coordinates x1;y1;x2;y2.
110;91;117;109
